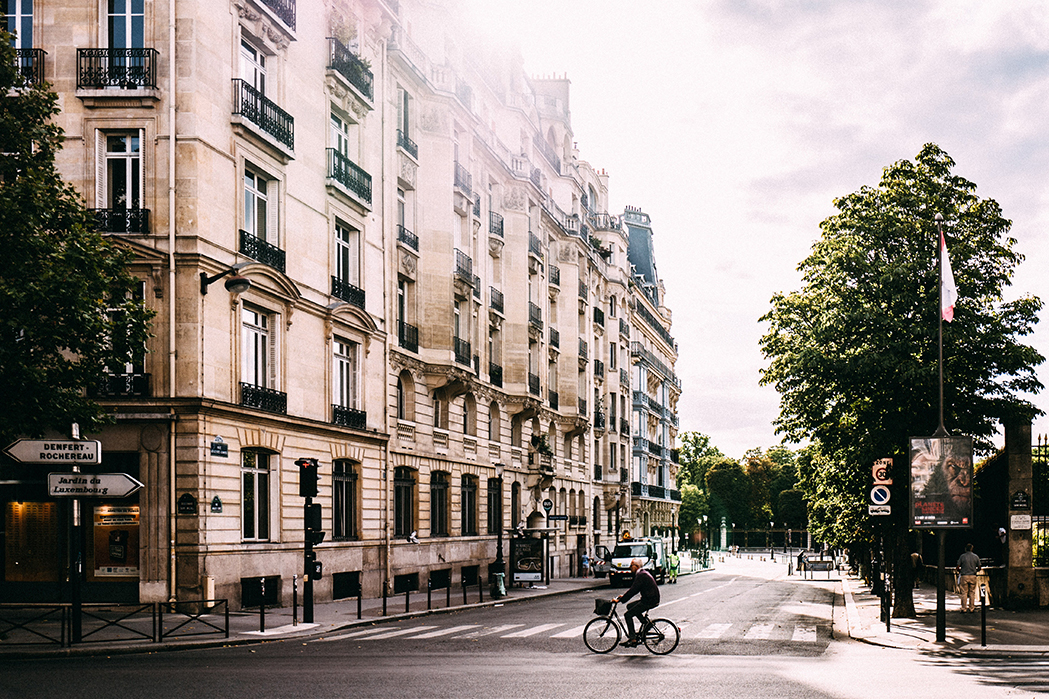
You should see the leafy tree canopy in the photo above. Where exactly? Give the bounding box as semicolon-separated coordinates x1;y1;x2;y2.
677;483;708;535
676;431;724;489
0;33;154;445
705;457;750;529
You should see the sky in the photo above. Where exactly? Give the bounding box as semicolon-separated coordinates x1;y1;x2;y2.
460;0;1049;459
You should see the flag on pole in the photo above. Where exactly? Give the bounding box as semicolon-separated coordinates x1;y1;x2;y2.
941;232;957;322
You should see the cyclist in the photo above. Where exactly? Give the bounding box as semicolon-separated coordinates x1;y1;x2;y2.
614;558;660;647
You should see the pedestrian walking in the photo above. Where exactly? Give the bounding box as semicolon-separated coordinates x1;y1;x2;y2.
581;551;590;578
955;543;981;612
910;551;924;589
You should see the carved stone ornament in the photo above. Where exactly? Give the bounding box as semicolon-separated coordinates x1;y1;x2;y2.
400;251;417;277
503;187;526;212
558;246;575;263
399;153;417;189
488;235;503;258
326;75;369;121
420;105;445;134
233;0;291;54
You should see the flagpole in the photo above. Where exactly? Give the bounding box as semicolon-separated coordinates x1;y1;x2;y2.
934;213;947;438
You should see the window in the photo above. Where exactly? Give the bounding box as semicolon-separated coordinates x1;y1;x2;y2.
108;0;144;49
241;450;271;541
433;396;448;429
242;305;272;389
6;0;32;49
333;337;358;410
397;87;411;139
240;39;266;94
334;221;361;295
397;370;415;422
461;475;478;536
610;342;617;370
430;471;450;536
488;402;500;441
394;467;416;537
243;167;274;242
101;132;141;211
593;496;601;532
609;296;617;318
333;459;358;540
511;482;521;528
487;477;502;535
462;394;476;436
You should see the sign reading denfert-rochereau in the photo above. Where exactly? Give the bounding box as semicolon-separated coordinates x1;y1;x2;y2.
48;472;143;498
4;439;101;465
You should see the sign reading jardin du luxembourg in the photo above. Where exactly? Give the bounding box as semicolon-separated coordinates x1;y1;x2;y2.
910;436;973;529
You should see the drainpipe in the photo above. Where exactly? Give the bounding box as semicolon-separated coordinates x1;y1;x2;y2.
381;29;392;598
167;0;178;602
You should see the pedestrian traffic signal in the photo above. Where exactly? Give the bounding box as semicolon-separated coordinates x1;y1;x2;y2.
305;502;326;545
297;457;319;498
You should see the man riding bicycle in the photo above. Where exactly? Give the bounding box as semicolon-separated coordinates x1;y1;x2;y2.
614;558;660;647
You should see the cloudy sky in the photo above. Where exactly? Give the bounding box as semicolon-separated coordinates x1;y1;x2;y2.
462;0;1049;458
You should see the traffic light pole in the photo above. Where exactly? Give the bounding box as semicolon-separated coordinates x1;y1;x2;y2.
304;495;314;623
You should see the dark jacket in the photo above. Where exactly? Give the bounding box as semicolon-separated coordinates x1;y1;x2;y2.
621;568;660;606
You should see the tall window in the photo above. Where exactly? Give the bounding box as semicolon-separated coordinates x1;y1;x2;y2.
240;39;266;94
394;467;415;537
243;168;272;242
331;112;350;156
487;477;502;535
461;475;478;536
333;337;358;410
488;402;500;441
5;0;32;48
103;132;141;210
333;459;358;540
511;482;521;528
397;188;406;228
108;0;144;49
430;471;449;536
241;450;270;541
335;222;360;287
397;87;411;139
242;306;271;388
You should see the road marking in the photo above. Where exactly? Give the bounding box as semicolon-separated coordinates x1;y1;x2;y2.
458;624;523;638
363;625;439;640
792;624;818;642
551;624;588;638
743;623;774;640
408;625;481;638
326;626;410;640
695;623;731;639
502;623;564;638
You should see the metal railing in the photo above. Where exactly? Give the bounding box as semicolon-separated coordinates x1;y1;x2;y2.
327;148;372;202
454;249;473;284
594;307;605;326
528;302;543;330
578;339;588;360
454;162;472;195
532;133;561;173
620;368;630;386
240;382;287;414
328;37;372;99
528;232;543;259
528;372;540;396
260;0;296;29
454;337;471;366
620;418;630;434
549;327;560;348
548;390;559;409
549;265;560;287
397;224;418;250
77;48;159;89
92;208;150;234
333;405;367;429
620;318;630;337
398;320;418;352
239;229;286;272
579;281;588;301
490;287;504;314
232;79;294;149
578;397;587;416
594;410;606;430
90;372;151;398
594;359;605;378
15;48;46;85
397;129;418;158
489;362;503;387
489;211;504;238
331;276;365;309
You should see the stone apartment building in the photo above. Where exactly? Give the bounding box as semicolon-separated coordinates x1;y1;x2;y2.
1;0;680;608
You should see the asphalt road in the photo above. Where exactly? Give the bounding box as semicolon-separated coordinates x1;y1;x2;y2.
3;558;1047;698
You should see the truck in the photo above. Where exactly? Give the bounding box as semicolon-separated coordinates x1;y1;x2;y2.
596;537;668;587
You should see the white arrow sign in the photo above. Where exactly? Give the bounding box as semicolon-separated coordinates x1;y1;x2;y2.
48;472;143;498
4;439;101;465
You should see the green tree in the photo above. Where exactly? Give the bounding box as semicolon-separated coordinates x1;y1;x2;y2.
705;457;750;532
677;483;708;542
776;489;807;530
760;144;1043;614
0;33;154;446
675;431;723;489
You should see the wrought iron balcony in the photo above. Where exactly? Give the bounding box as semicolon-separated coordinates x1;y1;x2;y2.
489;287;504;314
332;404;366;430
489;211;503;238
331;276;365;310
260;0;296;29
620;418;630;434
578;339;588;360
90;372;151;397
549;265;560;287
648;440;664;457
92;208;150;234
670;489;681;502
648;484;666;500
593;307;605;326
594;410;606;430
620;318;630;337
454;249;473;284
472;275;481;299
528;372;540;396
549;327;559;349
328;37;372;100
670;448;680;464
240;382;287;414
472;195;481;218
398;320;418;353
528;232;543;259
15;48;46;85
489;362;503;387
532;132;561;173
397;224;418;251
548;390;559;410
327;148;372;203
620;368;630;386
594;359;605;378
578;281;588;301
454;337;471;366
578;397;587;416
454;162;472;195
232;79;294;149
77;48;159;89
528;302;543;331
397;129;417;158
239;229;285;272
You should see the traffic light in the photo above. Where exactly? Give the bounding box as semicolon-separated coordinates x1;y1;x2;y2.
297;457;319;498
305;503;326;545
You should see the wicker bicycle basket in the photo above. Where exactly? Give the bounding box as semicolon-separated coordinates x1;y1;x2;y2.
594;598;614;616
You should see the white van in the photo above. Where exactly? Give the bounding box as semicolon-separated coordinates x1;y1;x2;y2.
598;537;667;586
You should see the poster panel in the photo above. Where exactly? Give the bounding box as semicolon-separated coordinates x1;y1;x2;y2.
910;436;973;528
90;504;140;579
510;537;543;583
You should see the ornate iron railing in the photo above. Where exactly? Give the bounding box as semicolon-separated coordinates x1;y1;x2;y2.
578;339;588;360
328;37;372;99
594;307;605;326
397;129;417;158
620;368;630;386
489;362;503;387
473;275;481;299
489;211;503;238
594;410;606;430
331;276;365;309
620;418;630;435
454;337;471;366
398;320;418;353
77;48;158;89
15;48;46;85
489;287;504;314
332;405;366;430
239;229;285;272
528;232;543;259
579;281;588;301
528;302;542;330
454;249;473;284
532;133;561;173
454;162;472;195
327;148;371;202
549;327;559;349
578;397;587;416
620;318;630;337
594;359;604;378
261;0;296;29
528;372;540;396
232;79;294;149
397;224;418;250
92;208;150;234
240;382;287;414
549;265;560;287
91;372;151;398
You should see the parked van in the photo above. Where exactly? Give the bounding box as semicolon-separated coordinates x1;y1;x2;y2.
597;537;667;586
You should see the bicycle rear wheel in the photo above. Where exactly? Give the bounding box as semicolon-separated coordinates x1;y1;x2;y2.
583;616;621;653
643;618;680;655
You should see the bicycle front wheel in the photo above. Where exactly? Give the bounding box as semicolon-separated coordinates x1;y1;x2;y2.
643;618;680;655
583;616;621;653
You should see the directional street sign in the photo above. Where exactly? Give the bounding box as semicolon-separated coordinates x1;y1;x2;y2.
48;472;143;498
4;439;101;465
870;485;891;505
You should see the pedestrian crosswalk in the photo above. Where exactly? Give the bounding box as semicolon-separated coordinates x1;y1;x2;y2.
322;620;824;645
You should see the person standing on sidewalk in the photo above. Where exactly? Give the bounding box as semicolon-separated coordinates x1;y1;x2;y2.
910;551;924;589
955;543;981;612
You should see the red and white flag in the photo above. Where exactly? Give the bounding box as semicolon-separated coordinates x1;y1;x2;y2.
941;232;957;322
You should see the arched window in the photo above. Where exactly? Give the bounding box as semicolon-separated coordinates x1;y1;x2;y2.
396;370;415;421
488;402;500;441
511;414;523;447
462;393;477;436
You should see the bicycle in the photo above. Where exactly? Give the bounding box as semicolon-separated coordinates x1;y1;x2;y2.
583;598;680;654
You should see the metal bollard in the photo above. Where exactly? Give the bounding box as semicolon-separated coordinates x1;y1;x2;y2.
357;582;363;619
259;578;266;633
980;584;987;647
293;575;298;626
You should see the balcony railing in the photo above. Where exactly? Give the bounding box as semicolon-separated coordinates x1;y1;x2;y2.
593;307;605;326
240;382;287;414
397;224;418;251
532;133;561;173
528;232;543;259
328;37;372;99
549;265;560;287
454;337;471;366
397;129;418;158
620;318;630;337
327;148;372;203
528;302;543;331
489;287;504;314
232;79;294;150
489;211;504;238
620;368;629;386
472;275;481;299
332;405;366;430
77;48;159;89
454;162;472;196
578;281;588;301
548;390;559;410
620;418;630;435
90;372;151;397
489;362;503;387
594;359;605;378
528;372;540;396
454;249;473;284
578;339;588;360
260;0;296;29
15;48;46;85
240;229;285;272
92;208;150;234
549;327;559;349
594;410;606;431
331;276;365;310
578;397;587;416
398;320;418;353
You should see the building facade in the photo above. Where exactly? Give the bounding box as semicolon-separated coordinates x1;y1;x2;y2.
1;0;680;608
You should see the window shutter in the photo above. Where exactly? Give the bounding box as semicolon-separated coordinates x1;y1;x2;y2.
266;177;279;246
96;130;107;208
268;313;278;390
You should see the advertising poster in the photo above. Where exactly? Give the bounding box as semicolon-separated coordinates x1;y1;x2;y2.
910;436;973;528
510;537;543;583
91;505;140;579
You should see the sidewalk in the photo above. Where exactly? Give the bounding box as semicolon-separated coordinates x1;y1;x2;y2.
840;572;1049;656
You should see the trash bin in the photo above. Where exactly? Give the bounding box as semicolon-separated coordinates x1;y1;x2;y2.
492;572;506;599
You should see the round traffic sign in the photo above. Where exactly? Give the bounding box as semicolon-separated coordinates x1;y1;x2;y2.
870;485;891;505
542;498;553;512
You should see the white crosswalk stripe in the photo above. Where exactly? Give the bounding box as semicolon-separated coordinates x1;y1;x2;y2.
791;624;818;642
457;623;523;638
743;623;774;640
695;622;732;639
408;625;481;638
365;625;439;640
501;623;564;638
550;624;588;638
